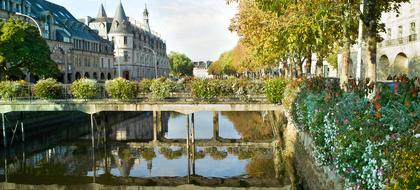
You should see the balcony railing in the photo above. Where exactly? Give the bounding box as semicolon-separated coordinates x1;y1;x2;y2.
380;34;418;47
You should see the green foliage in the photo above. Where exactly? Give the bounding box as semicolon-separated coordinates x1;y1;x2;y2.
290;77;419;189
264;78;287;104
105;78;137;100
168;51;194;77
139;79;153;92
70;78;98;99
0;80;24;100
209;50;237;76
33;78;63;99
191;79;220;101
0;19;58;80
150;78;173;100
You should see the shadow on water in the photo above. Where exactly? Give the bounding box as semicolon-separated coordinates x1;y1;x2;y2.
0;110;296;189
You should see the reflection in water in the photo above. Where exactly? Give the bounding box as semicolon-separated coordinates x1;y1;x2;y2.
0;111;290;187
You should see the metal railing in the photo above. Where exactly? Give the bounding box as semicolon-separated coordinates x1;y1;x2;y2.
3;84;268;103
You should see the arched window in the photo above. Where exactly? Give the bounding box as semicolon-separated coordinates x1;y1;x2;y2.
123;71;129;80
75;72;81;80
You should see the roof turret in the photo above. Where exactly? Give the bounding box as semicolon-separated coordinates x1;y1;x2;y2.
97;3;107;18
109;1;131;34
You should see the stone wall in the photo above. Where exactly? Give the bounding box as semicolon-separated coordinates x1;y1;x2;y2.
284;113;344;190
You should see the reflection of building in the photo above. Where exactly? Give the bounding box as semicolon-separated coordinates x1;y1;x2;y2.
109;112;169;141
338;0;419;80
85;2;169;80
0;0;115;83
193;61;213;79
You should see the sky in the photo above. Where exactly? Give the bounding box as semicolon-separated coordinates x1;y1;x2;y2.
48;0;239;61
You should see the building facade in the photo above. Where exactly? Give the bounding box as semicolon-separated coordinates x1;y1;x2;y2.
0;0;115;83
86;2;169;80
338;0;419;81
193;61;213;79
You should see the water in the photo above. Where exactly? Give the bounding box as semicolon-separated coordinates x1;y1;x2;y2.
0;111;291;188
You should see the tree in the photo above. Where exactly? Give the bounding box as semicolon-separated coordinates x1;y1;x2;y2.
168;51;194;77
0;19;58;80
361;0;409;84
208;50;238;76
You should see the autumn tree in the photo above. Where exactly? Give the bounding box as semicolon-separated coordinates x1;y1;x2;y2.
0;19;58;80
208;50;237;76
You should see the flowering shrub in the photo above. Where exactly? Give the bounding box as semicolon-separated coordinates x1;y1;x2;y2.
191;79;220;101
290;76;419;190
139;79;153;92
70;78;98;99
33;78;63;99
264;78;288;104
0;80;25;100
150;78;173;100
105;78;137;100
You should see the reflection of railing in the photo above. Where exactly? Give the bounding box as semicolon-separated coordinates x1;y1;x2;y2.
380;34;418;47
3;84;268;103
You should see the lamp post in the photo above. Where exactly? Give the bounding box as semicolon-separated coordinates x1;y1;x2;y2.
15;12;42;36
15;12;43;83
144;46;158;78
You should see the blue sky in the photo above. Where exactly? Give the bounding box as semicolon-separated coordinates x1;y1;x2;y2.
48;0;239;61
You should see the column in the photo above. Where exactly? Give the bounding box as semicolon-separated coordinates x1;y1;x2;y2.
212;112;219;141
2;113;6;148
191;113;195;143
153;111;157;142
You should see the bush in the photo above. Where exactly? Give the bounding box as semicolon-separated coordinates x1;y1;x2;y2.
0;81;24;100
33;78;63;99
290;77;419;190
150;78;173;100
105;78;137;100
191;79;220;101
264;78;288;104
139;79;153;92
70;78;98;99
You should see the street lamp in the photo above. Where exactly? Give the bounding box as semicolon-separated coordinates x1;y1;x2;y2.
144;46;158;79
15;12;43;36
15;12;43;83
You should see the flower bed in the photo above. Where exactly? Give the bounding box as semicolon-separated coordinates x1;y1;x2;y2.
290;76;419;189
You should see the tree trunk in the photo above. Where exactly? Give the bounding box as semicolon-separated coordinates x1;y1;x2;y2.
364;0;377;84
297;60;303;78
316;55;323;77
340;36;351;90
305;49;312;76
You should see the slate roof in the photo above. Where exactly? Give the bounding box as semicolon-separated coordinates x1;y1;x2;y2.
109;1;131;34
24;0;108;42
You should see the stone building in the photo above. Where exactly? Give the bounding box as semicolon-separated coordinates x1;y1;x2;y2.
193;61;213;79
0;0;115;83
338;0;419;81
85;2;169;80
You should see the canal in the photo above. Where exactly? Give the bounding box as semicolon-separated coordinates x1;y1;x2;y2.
0;111;293;189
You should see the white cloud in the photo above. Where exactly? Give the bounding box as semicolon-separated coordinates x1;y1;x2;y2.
48;0;238;61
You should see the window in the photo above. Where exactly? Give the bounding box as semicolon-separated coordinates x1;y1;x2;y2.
108;59;111;68
387;28;392;39
124;36;128;45
410;22;416;34
124;51;129;62
398;25;403;37
101;58;104;68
